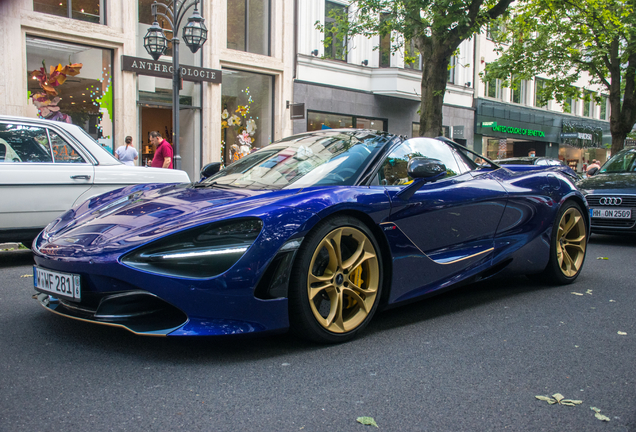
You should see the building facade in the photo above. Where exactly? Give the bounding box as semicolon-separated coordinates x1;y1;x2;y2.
293;0;476;147
474;29;611;171
0;0;295;180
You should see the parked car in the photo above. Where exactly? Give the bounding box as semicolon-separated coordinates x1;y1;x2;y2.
0;115;190;245
577;147;636;235
32;130;589;343
494;156;580;180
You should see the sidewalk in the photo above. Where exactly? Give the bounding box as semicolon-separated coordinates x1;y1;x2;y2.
0;243;23;251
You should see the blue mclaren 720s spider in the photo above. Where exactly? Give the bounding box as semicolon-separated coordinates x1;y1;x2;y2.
32;130;589;343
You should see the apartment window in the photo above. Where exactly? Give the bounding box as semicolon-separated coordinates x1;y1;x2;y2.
404;40;421;71
324;1;347;61
448;56;456;84
34;0;105;24
486;22;503;41
600;95;608;120
227;0;271;56
583;90;594;117
511;77;525;104
379;14;391;67
534;78;547;108
485;68;501;99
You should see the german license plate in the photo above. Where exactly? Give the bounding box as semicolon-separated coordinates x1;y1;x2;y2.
591;208;632;219
33;266;81;301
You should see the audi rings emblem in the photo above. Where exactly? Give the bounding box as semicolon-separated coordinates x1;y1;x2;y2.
599;197;622;206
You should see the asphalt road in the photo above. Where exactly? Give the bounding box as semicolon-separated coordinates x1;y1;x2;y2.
1;235;634;432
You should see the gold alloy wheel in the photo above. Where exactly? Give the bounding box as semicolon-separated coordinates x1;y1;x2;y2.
556;207;587;277
307;226;380;333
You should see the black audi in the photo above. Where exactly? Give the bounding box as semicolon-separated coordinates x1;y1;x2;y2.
577;147;636;235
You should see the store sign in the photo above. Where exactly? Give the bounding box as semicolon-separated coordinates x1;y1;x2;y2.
121;55;221;83
561;132;592;140
481;121;545;137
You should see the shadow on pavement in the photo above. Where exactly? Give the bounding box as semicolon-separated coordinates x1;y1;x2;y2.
0;249;34;268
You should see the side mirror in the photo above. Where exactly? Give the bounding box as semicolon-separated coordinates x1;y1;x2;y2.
200;162;222;180
396;158;447;201
407;157;447;181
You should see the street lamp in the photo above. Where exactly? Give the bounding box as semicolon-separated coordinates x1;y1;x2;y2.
143;0;207;171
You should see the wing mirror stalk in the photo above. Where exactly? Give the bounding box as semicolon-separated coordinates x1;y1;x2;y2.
396;158;447;201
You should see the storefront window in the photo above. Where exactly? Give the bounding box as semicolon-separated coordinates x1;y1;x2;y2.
308;112;353;131
307;112;386;132
227;0;270;56
221;69;273;164
26;37;114;151
34;0;105;24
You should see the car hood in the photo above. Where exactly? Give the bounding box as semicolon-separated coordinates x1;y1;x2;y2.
36;184;307;256
576;173;636;194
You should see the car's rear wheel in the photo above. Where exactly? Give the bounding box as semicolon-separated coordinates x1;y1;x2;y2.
535;201;588;284
288;216;383;343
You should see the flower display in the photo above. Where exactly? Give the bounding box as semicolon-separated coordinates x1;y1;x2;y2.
222;87;258;163
29;61;83;123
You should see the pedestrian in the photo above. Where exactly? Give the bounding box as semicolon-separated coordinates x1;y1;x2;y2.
114;136;139;166
528;148;536;157
149;131;173;169
586;159;601;176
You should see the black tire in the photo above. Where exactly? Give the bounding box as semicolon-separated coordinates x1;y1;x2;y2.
288;216;383;343
532;200;588;285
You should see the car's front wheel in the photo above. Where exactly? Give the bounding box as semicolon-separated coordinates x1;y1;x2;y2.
288;216;383;343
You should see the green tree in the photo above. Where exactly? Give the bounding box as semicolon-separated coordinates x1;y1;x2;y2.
317;0;514;137
484;0;636;155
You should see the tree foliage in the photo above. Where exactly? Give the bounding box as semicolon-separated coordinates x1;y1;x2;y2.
316;0;514;137
484;0;636;154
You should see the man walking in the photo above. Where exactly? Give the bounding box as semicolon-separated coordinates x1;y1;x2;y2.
150;131;173;169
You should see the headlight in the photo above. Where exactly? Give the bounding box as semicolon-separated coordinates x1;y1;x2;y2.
121;218;263;279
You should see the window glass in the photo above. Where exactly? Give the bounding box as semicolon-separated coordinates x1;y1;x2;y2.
34;0;103;24
222;69;274;164
307;112;353;131
228;0;270;55
599;150;636;174
511;77;524;104
600;95;608;120
356;117;385;131
404;39;421;70
50;130;86;163
325;1;347;61
379;14;391;67
377;138;462;186
448;56;456;83
534;78;547;108
203;131;389;189
26;37;114;152
0;123;53;163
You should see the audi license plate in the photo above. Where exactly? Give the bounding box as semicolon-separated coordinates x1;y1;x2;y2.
33;266;81;301
591;208;632;219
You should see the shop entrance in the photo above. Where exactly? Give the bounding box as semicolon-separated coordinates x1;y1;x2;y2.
140;106;172;167
139;106;199;179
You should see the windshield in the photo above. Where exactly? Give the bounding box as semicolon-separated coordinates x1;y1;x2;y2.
599;149;636;174
203;130;390;189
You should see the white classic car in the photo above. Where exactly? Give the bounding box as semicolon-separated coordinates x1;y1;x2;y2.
0;115;190;245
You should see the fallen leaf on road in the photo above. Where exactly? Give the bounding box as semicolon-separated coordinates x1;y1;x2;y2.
535;394;582;406
617;331;627;336
586;289;593;295
595;413;610;421
596;257;609;260
356;417;379;428
591;407;601;413
610;300;616;302
21;274;33;278
571;292;584;296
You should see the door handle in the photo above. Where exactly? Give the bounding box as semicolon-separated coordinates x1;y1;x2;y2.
71;175;91;180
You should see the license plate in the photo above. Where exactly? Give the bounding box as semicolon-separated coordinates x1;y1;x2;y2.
591;208;632;219
33;266;81;301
